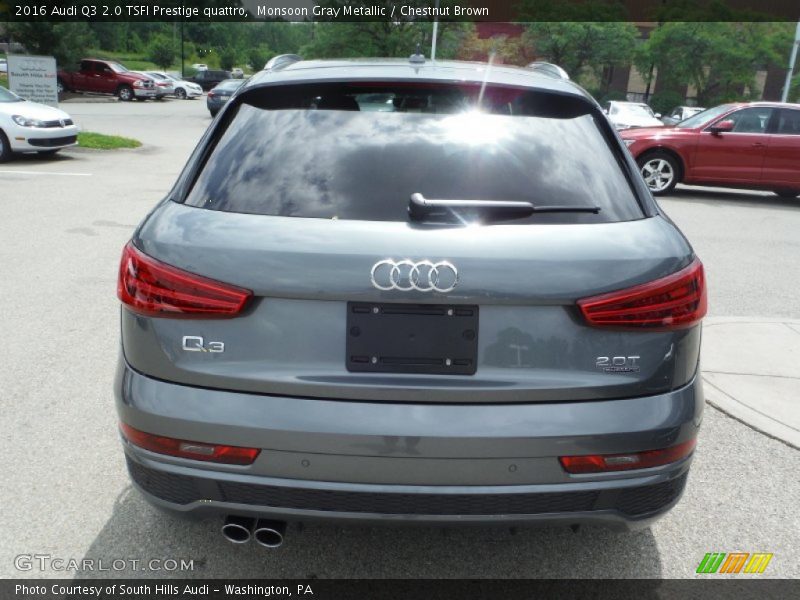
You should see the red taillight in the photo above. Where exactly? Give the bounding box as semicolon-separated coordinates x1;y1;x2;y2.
559;439;696;474
120;423;260;465
207;91;216;98
577;258;706;330
117;242;251;318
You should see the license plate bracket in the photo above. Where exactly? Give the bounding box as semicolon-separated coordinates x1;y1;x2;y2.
346;302;478;375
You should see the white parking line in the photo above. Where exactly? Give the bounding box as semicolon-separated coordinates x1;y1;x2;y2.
0;170;92;176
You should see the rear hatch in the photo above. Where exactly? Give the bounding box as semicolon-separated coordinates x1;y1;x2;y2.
120;79;703;403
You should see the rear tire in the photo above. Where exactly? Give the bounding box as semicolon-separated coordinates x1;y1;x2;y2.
0;130;12;163
175;88;187;100
56;78;68;96
773;188;799;198
117;85;134;101
637;151;680;195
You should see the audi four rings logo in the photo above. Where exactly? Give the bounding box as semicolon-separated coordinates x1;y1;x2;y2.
370;259;459;292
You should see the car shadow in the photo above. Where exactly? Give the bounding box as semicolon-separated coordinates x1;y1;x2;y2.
8;151;77;164
74;485;663;579
665;186;799;210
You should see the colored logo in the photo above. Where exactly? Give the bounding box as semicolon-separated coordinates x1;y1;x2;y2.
696;552;773;574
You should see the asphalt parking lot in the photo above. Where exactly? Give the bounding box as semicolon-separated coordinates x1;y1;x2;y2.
0;98;798;579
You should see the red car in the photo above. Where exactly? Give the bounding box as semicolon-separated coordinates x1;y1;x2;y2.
621;102;800;197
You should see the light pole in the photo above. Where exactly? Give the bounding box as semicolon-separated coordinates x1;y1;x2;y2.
781;21;800;103
430;0;440;60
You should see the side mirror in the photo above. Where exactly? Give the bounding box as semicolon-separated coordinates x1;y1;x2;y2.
710;119;735;134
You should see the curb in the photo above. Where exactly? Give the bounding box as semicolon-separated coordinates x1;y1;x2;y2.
702;317;800;450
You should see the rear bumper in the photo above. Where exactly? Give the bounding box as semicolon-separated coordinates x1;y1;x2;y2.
115;360;702;528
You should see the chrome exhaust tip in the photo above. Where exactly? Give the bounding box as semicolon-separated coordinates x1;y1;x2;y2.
253;519;287;548
221;515;255;544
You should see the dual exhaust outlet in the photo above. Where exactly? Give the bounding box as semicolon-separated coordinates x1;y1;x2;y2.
221;515;286;548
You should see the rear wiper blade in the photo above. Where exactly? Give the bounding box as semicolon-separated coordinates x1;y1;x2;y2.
408;193;600;223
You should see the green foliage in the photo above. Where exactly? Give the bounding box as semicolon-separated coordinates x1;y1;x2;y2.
6;22;97;68
219;46;239;71
247;45;274;72
636;21;793;105
523;21;638;86
791;74;800;103
78;132;141;150
148;35;177;71
517;2;637;86
649;90;685;115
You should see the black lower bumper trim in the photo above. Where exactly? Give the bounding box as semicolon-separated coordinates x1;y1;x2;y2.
126;456;687;517
27;135;77;147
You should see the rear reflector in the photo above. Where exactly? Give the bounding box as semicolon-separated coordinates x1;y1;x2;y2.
120;423;260;465
577;258;706;330
117;242;252;318
559;439;696;474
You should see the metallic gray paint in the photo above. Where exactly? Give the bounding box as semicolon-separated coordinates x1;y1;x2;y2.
116;58;704;527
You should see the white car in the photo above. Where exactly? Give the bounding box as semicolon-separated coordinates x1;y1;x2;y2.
0;58;7;74
231;67;244;79
153;72;203;99
0;86;80;161
133;71;174;100
604;101;665;130
191;63;208;71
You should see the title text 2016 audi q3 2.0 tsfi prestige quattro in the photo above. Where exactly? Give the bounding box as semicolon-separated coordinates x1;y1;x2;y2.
115;57;706;546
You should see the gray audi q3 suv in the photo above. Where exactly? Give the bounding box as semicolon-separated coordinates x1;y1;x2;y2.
116;57;706;544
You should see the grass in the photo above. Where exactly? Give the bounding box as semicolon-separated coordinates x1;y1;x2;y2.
78;132;142;150
0;74;7;89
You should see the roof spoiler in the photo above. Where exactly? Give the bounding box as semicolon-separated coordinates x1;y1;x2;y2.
263;54;302;71
526;62;570;80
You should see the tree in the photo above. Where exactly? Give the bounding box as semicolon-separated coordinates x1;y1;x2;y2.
522;21;638;87
247;45;273;72
219;46;239;71
6;23;96;68
300;0;472;60
148;35;176;71
635;21;792;105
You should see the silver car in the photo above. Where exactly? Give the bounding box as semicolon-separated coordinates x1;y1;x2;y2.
116;58;706;547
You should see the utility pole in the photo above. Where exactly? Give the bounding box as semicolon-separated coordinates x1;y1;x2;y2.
782;20;800;103
180;20;185;78
430;0;440;61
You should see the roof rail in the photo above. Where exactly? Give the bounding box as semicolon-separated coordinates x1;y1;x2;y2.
264;54;302;71
526;62;570;80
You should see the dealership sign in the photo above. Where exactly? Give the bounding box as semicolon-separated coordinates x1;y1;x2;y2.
7;55;59;107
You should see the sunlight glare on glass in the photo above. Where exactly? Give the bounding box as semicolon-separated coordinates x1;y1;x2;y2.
440;110;510;146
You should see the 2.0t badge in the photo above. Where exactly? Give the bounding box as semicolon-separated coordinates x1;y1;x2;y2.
370;259;458;293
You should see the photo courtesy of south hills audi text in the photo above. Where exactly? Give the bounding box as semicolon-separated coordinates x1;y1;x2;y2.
1;0;799;597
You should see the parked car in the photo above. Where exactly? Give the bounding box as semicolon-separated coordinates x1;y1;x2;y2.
191;63;208;71
146;72;203;99
604;101;664;130
661;105;706;126
0;85;80;161
188;69;231;91
231;67;245;79
622;102;800;196
58;59;157;101
0;58;7;74
206;78;245;116
133;71;173;100
116;58;706;543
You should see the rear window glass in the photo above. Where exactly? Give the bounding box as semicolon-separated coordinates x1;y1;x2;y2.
184;83;643;224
